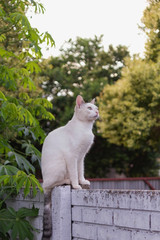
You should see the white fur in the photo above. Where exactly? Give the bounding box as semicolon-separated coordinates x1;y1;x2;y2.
41;95;99;191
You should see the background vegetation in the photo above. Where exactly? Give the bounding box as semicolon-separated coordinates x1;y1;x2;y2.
97;0;160;176
40;0;160;177
40;37;130;177
0;0;54;239
0;0;160;238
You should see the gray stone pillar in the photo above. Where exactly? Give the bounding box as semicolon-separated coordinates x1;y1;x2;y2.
51;186;71;240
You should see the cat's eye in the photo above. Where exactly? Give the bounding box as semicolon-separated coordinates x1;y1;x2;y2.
88;107;92;110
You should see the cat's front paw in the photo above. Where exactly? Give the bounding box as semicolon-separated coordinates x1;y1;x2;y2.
80;179;90;186
72;184;82;190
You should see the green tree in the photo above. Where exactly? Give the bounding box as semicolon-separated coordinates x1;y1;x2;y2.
41;36;129;128
98;57;160;150
97;0;160;176
0;0;54;238
40;36;129;177
97;57;160;176
141;0;160;62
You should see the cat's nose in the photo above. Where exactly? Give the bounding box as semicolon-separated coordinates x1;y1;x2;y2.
95;110;99;117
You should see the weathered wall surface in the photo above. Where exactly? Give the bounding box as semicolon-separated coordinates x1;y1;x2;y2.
51;186;71;240
5;181;160;240
72;189;160;240
6;190;44;240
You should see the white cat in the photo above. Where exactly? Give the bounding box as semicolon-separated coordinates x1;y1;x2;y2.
41;95;99;191
41;95;99;239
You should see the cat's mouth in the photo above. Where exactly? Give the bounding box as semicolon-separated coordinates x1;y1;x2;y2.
94;113;99;119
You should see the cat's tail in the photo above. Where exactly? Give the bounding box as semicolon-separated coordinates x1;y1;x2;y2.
42;191;52;240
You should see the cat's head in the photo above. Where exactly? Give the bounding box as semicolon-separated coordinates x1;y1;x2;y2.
75;95;99;122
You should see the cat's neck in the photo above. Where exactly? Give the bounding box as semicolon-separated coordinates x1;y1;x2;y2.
68;113;94;131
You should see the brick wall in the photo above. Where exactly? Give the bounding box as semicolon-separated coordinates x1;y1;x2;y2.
72;189;160;240
5;184;160;240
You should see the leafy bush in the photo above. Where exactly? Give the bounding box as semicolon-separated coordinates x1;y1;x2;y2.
97;58;160;150
0;206;39;240
0;0;54;238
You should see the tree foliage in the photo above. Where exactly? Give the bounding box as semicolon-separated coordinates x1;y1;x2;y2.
0;0;54;172
41;36;129;128
141;0;160;61
0;0;54;238
97;0;160;176
97;57;160;150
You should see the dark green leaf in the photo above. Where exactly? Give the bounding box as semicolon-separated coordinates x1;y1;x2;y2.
0;165;19;176
0;207;38;240
12;152;35;174
23;178;31;197
17;206;39;218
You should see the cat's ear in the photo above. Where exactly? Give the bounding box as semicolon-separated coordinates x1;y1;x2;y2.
90;98;96;105
76;95;85;108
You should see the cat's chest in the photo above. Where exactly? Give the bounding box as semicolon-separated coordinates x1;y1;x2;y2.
65;120;94;152
73;131;94;151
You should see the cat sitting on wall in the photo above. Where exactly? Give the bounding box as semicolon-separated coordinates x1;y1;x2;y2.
41;95;99;239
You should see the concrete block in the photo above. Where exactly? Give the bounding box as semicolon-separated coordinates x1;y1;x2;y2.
98;226;131;240
82;207;113;225
30;216;43;230
6;200;20;210
73;238;88;240
114;209;150;230
72;206;82;221
33;231;43;240
39;192;44;202
132;230;160;240
151;212;160;231
35;204;44;216
51;186;71;240
72;189;114;208
72;206;113;226
13;189;40;202
128;191;160;211
72;189;160;211
72;222;97;239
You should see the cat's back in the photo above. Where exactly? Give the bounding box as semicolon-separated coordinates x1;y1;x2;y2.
43;125;66;147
